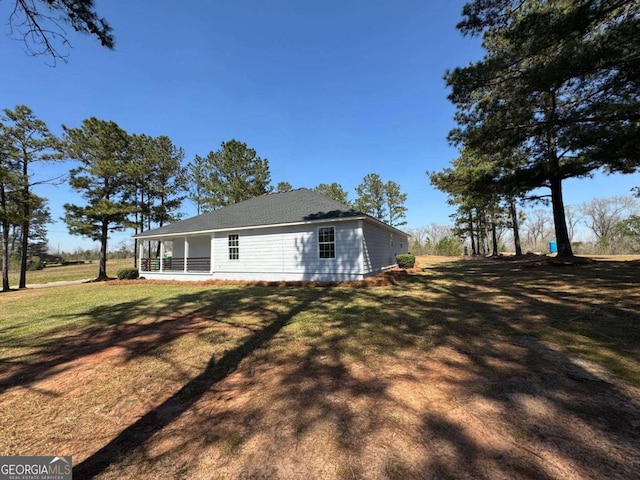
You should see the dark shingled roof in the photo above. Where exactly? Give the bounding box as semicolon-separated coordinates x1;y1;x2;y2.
135;188;379;238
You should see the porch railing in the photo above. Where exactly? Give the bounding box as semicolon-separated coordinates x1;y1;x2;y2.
140;257;211;272
186;257;210;271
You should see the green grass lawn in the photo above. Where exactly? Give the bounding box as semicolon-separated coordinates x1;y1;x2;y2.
2;256;639;386
1;256;639;479
6;258;134;286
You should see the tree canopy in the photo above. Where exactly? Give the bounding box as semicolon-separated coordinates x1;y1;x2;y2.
439;0;640;257
315;182;350;205
187;139;272;212
276;181;293;193
385;180;408;227
130;134;186;232
354;173;408;227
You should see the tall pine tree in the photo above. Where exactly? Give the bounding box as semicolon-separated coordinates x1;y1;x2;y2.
2;105;61;288
446;0;640;257
385;180;408;227
355;173;408;226
62;118;136;281
354;173;387;221
130;134;186;259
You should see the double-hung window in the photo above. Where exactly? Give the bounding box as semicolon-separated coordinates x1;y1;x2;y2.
228;234;239;260
318;227;335;259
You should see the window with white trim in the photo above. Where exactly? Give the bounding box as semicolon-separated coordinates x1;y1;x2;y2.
318;227;335;259
228;234;239;260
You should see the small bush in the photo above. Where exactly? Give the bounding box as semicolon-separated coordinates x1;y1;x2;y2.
27;258;45;271
116;268;139;280
396;254;416;269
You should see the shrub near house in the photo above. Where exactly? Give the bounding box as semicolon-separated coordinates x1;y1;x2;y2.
116;268;139;280
396;254;416;269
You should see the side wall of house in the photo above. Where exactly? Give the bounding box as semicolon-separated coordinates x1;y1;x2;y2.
207;220;364;281
361;221;409;275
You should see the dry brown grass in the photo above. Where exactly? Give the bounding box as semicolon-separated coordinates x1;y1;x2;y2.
1;255;639;479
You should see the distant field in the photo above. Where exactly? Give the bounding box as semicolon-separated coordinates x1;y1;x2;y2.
7;258;134;287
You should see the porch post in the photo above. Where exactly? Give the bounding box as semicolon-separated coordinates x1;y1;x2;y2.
159;240;165;272
138;239;143;271
357;220;364;276
184;236;189;272
210;234;215;273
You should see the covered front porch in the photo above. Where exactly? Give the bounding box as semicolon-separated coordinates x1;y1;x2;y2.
137;234;214;277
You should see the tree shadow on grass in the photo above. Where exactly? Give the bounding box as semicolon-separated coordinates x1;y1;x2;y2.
374;260;640;478
219;259;640;479
423;258;640;372
0;287;300;394
105;258;637;479
73;287;325;479
0;297;206;394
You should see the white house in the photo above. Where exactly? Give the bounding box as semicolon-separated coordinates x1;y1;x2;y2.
134;188;409;282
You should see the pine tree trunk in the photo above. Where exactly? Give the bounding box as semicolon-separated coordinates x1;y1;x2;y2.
491;217;499;256
97;220;109;280
545;89;573;258
468;211;477;255
509;198;523;256
478;211;487;255
133;238;138;268
18;155;31;288
550;176;573;257
18;218;28;288
18;165;29;289
1;183;10;291
1;221;9;292
133;191;139;268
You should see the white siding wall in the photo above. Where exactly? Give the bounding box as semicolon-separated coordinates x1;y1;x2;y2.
362;222;409;275
209;221;364;281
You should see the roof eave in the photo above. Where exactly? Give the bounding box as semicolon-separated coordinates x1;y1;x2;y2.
133;215;375;240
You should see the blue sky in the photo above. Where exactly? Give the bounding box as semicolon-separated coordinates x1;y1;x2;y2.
1;0;638;251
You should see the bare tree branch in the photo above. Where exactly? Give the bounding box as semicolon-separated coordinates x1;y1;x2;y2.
6;0;114;64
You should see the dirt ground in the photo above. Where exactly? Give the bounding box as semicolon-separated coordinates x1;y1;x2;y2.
1;255;639;479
